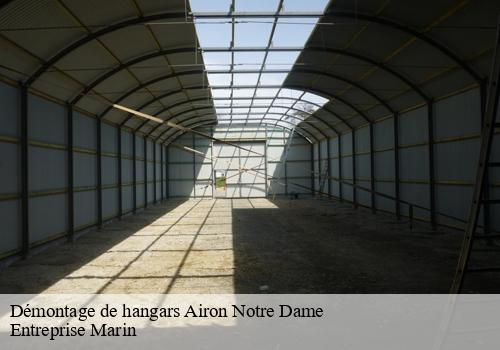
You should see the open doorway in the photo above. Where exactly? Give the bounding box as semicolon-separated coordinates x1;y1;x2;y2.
214;169;227;198
212;141;267;198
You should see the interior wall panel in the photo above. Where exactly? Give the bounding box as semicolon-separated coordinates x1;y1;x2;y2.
29;194;67;244
74;191;97;229
0;81;20;255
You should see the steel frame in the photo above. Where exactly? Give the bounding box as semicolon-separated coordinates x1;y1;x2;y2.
20;84;28;257
67;104;74;241
6;2;488;261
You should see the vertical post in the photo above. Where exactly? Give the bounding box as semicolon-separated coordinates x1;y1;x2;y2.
97;118;102;228
132;132;137;213
144;137;147;208
192;132;196;198
153;141;157;204
327;137;332;198
394;113;401;220
67;104;74;241
264;126;268;197
117;127;122;218
165;144;170;199
427;101;437;229
310;143;315;197
317;142;322;196
369;124;376;213
409;205;414;230
160;144;164;202
338;136;343;202
352;131;357;208
20;85;29;258
479;80;490;235
284;156;288;196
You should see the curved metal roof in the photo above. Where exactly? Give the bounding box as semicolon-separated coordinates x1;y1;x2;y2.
0;0;497;143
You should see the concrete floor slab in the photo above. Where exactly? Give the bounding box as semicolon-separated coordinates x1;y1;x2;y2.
0;198;499;293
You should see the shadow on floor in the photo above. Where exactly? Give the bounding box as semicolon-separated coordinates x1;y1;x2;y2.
231;199;500;293
0;199;193;293
0;198;499;293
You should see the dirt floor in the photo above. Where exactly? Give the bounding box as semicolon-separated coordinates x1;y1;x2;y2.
0;198;498;293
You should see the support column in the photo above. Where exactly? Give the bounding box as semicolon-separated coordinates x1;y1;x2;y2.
160;145;164;202
327;137;332;198
369;124;376;213
153;141;157;204
338;136;343;202
480;80;490;235
352;131;357;208
20;85;29;258
427;101;437;229
132;133;137;213
192;133;196;198
310;143;315;197
117;127;122;218
67;104;74;241
284;155;288;196
144;137;147;208
394;113;401;219
264;127;268;197
317;142;322;196
165;144;170;199
97;118;102;228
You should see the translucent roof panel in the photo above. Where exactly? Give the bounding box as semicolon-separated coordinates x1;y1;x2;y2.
252;99;274;106
194;20;231;47
213;99;231;107
232;88;255;98
259;72;288;85
265;51;301;70
235;0;280;12
278;88;304;99
273;98;295;107
282;0;330;12
206;73;231;86
190;0;232;12
234;52;266;70
211;89;231;98
203;52;231;71
235;21;273;47
272;18;318;47
255;88;280;98
191;0;329;126
302;92;329;105
233;73;260;86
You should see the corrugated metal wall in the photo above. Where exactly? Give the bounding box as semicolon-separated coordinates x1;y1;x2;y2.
312;87;500;232
167;125;312;198
2;78;498;259
0;80;167;259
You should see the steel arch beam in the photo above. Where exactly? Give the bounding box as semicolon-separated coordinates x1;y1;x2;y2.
285;84;370;127
164;119;313;146
25;13;189;87
21;10;481;90
106;80;207;122
156;113;319;143
75;47;392;123
70;48;198;105
91;46;427;124
133;97;329;138
303;46;429;101
324;11;482;83
134;103;318;143
117;88;340;141
102;63;383;135
157;113;318;143
291;69;394;113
